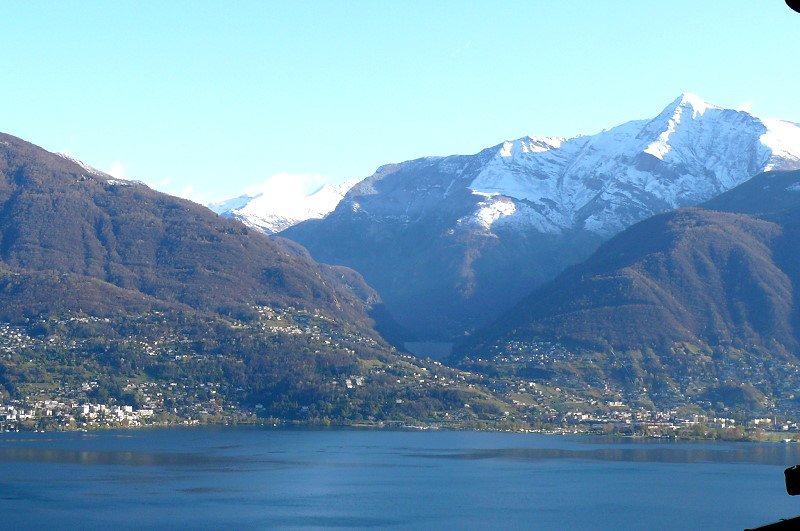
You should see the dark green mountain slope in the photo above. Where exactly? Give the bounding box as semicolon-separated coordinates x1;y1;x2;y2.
466;208;795;353
0;264;182;321
0;132;373;325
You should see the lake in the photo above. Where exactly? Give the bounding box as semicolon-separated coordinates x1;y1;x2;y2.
1;427;799;529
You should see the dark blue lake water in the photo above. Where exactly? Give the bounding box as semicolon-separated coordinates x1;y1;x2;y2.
1;427;799;529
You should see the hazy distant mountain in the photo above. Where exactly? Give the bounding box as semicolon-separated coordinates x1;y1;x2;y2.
211;180;357;234
283;94;800;341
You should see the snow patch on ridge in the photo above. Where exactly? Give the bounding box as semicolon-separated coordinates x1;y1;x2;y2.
675;92;722;118
498;136;564;158
761;119;800;169
468;196;517;229
56;153;105;176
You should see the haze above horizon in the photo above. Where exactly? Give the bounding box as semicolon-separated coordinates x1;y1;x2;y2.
2;1;798;203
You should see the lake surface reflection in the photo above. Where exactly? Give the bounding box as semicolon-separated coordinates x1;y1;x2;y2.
1;427;799;529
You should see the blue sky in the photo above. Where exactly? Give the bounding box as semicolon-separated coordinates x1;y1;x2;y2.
2;1;799;203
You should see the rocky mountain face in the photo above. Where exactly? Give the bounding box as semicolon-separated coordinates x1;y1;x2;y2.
0;132;376;327
283;95;800;341
211;180;357;234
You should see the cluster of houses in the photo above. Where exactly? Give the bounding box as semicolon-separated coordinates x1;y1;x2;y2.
0;399;156;432
254;305;381;353
0;375;260;432
564;408;800;436
483;339;580;365
0;323;38;352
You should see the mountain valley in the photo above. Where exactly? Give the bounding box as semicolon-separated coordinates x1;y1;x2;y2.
281;94;800;342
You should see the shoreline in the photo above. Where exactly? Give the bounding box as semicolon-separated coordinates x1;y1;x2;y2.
2;416;798;444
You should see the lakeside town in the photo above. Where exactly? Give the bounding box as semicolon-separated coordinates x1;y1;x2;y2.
3;391;800;441
3;374;799;441
3;309;800;441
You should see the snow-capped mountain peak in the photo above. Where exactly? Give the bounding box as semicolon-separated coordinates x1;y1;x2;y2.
467;94;800;235
213;179;358;234
671;92;721;117
215;94;800;239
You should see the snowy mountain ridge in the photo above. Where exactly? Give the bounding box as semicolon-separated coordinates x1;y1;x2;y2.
466;93;800;236
216;94;799;238
212;179;357;234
